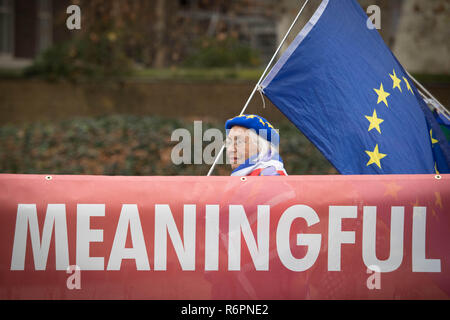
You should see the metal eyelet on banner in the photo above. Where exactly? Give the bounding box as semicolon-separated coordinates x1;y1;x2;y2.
240;177;247;182
45;175;53;181
434;174;441;180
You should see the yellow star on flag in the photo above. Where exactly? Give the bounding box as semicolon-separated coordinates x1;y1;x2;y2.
430;129;438;145
365;109;384;134
374;83;390;107
403;76;414;94
389;69;402;92
365;144;387;168
435;162;440;174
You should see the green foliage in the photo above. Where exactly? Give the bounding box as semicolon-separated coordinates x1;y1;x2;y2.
132;67;262;81
24;33;133;81
0;115;335;176
183;37;261;68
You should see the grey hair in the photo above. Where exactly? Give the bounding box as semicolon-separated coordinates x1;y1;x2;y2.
246;128;278;163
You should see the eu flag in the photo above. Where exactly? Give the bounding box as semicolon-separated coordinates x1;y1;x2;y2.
261;0;450;174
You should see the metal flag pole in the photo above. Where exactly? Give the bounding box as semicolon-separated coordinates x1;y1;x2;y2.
206;0;310;176
405;70;450;121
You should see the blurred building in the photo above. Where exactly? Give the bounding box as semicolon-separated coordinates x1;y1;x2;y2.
177;0;278;64
0;0;448;74
0;0;71;68
0;0;278;68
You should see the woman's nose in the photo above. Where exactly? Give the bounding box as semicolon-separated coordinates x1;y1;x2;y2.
227;141;236;151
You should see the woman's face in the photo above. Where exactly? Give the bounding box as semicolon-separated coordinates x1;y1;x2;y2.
226;126;258;170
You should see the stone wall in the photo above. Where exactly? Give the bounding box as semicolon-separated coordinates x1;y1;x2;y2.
1;79;448;126
0;79;286;126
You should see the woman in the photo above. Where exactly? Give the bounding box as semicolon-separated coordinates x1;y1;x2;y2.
225;114;287;176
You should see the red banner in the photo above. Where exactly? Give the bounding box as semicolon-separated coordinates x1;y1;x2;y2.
0;174;448;300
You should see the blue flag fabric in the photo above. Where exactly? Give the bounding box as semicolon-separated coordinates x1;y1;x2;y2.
261;0;450;174
420;102;450;174
433;109;450;143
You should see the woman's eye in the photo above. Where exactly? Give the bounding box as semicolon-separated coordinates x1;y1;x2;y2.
225;137;247;147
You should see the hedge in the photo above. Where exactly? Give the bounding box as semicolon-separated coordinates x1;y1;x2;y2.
0;115;336;176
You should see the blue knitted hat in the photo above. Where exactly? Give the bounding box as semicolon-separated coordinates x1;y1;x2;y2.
225;114;279;145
